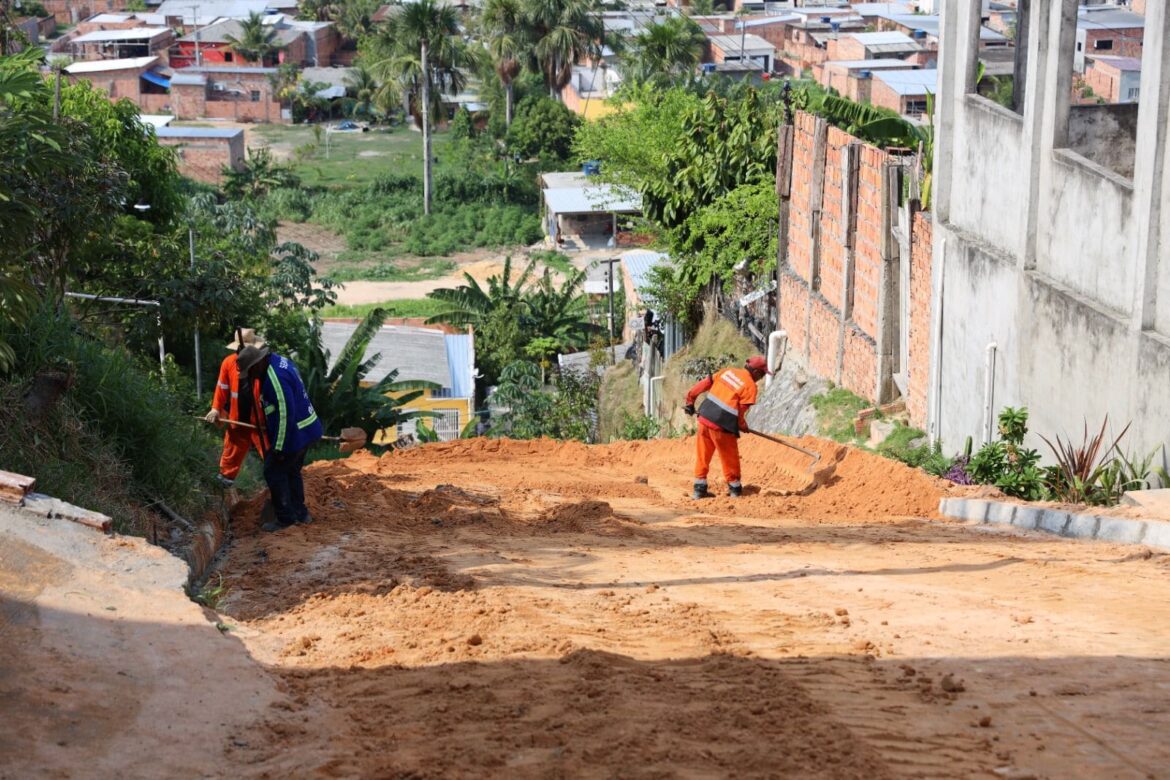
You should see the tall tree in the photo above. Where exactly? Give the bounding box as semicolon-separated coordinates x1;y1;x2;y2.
342;64;379;119
369;0;474;215
623;16;704;86
225;12;285;66
523;0;603;98
481;0;526;126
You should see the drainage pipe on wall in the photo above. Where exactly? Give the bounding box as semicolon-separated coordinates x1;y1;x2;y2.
765;330;788;390
982;342;998;445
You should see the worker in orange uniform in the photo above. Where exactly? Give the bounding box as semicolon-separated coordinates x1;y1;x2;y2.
205;328;266;488
684;355;771;499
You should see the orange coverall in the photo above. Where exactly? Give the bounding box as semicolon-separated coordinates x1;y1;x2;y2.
212;354;265;481
685;367;759;486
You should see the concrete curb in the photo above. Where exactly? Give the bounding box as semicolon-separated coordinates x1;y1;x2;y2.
939;497;1170;551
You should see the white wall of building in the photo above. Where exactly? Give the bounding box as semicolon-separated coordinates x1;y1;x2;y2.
931;0;1170;458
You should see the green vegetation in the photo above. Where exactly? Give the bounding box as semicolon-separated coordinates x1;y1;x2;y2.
576;82;933;330
876;423;950;475
490;360;600;442
0;51;340;537
319;298;450;320
811;387;869;444
597;360;642;442
329;257;457;283
425;256;597;385
657;313;754;431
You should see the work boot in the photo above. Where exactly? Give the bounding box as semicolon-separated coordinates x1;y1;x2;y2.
261;518;293;533
296;512;314;525
728;482;743;498
214;474;234;489
692;480;710;500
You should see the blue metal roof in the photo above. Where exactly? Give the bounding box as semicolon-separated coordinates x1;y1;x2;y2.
154;126;242;139
621;250;670;305
444;333;475;399
140;70;170;88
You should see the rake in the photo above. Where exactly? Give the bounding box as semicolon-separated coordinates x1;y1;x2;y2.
748;429;838;494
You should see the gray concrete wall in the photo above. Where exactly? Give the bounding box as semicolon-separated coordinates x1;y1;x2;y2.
932;0;1170;461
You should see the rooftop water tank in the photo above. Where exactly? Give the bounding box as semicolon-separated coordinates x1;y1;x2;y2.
582;160;601;176
701;62;717;74
912;29;927;39
830;21;840;32
859;70;872;79
820;15;831;23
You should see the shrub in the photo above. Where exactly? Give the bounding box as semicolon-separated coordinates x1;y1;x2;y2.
618;411;661;440
968;407;1046;500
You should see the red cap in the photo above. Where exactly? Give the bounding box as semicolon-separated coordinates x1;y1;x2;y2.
745;355;771;375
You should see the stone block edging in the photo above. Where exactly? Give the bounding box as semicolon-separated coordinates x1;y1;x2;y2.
939;497;1170;551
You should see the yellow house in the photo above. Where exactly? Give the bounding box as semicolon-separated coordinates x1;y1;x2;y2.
320;322;476;442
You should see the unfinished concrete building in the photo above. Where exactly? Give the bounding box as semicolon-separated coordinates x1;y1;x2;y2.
932;1;1169;456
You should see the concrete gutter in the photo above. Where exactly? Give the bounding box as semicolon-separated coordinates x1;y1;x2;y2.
939;497;1170;551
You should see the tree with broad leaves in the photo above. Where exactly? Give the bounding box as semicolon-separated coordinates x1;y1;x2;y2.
481;0;528;126
522;0;604;99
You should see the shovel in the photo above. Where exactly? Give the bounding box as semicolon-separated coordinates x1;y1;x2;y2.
748;429;838;493
197;417;368;454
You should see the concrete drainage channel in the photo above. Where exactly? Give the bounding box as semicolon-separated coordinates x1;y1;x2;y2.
939;497;1170;551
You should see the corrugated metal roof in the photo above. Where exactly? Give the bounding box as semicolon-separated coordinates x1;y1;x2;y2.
155;0;271;24
848;31;916;45
444;334;475;399
621;250;670;305
320;322;453;389
65;56;158;73
825;58;920;70
874;68;937;96
541;171;589;188
178;64;279;74
155;126;242;138
544;184;640;215
179;18;303;43
850;2;913;15
169;72;208;85
1088;55;1143;72
72;27;170;42
1078;8;1145;31
708;33;774;53
87;12;135;22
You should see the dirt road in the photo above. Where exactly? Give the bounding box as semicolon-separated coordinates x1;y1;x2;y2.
204;438;1170;778
5;437;1170;778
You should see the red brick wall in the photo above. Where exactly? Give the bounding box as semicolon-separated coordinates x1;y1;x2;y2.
906;210;933;427
157;134;245;184
70;70;142;101
1083;27;1144;61
1082;61;1122;103
779;110;917;404
869;78;905;114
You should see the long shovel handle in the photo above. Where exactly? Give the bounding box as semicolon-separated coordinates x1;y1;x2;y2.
196;416;259;429
748;429;821;462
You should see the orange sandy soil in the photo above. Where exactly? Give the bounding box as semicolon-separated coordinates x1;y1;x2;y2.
189;437;1170;779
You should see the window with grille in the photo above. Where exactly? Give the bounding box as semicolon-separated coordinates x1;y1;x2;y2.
431;409;461;441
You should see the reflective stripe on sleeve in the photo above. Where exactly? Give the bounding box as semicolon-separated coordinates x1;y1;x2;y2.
267;365;288;451
296;410;318;430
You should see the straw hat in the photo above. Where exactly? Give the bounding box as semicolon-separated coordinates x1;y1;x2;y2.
236;345;271;375
226;327;266;351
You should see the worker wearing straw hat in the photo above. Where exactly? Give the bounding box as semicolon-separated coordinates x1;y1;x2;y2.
205;327;266;488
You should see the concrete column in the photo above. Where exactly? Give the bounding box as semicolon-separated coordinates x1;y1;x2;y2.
1132;0;1170;331
933;0;981;223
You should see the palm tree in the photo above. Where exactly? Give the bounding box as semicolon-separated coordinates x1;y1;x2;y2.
522;267;597;351
343;65;379;120
370;0;474;215
425;255;536;328
225;12;284;66
624;16;704;86
523;0;603;99
481;0;527;127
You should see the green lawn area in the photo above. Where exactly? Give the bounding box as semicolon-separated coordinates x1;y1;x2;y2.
328;255;457;282
319;298;450;320
253;123;454;188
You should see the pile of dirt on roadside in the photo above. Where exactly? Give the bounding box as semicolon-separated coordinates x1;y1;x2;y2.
344;434;953;522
